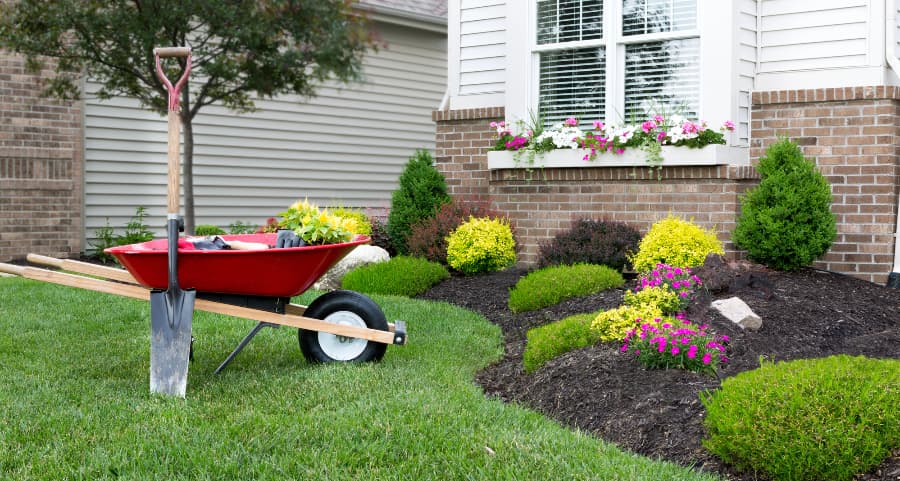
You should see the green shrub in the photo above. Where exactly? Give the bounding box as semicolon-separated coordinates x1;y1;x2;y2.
228;221;257;234
624;286;682;315
523;311;604;373
408;198;500;265
387;150;451;254
733;138;836;271
591;304;663;342
195;224;226;236
537;218;641;270
629;215;724;272
331;206;372;235
508;264;625;312
446;216;516;275
340;256;449;297
118;206;155;246
701;355;900;481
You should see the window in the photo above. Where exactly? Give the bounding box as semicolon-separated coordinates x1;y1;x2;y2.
535;0;699;127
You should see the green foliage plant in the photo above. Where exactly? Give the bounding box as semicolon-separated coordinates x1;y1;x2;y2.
701;355;900;481
194;224;226;236
624;286;682;315
118;206;155;246
629;215;724;272
523;311;604;373
228;221;257;234
537;218;641;270
446;216;516;275
275;199;358;245
90;219;117;264
508;264;625;313
408;197;501;265
331;207;372;236
0;0;373;234
732;138;837;270
340;256;449;297
387;150;451;254
591;304;663;342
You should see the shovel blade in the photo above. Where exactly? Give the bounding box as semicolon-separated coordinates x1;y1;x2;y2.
149;288;196;397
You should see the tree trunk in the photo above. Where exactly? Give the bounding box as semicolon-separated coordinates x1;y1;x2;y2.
181;86;195;234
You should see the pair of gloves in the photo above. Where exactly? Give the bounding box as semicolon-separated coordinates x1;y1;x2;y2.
276;229;307;248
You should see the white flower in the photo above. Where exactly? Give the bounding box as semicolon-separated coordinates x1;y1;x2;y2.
537;123;585;149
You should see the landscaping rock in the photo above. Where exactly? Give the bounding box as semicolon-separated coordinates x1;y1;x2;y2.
693;253;732;293
711;297;763;330
313;245;389;291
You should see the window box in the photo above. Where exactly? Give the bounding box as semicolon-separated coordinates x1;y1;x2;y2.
487;145;748;170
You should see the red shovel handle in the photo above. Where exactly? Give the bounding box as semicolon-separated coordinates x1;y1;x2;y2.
153;46;192;112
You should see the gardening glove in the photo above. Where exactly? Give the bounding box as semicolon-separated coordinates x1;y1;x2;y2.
191;235;231;250
276;229;305;248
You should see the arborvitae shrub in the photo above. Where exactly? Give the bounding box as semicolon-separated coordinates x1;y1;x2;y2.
733;139;836;271
629;215;724;272
408;198;501;265
446;216;516;275
386;150;451;254
538;219;641;270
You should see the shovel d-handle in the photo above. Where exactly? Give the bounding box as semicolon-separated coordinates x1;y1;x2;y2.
153;46;191;112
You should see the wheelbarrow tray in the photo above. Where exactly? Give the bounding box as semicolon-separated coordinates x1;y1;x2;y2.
105;233;370;297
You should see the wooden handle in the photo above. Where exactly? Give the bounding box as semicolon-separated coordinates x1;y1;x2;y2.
26;254;138;284
0;263;25;276
167;110;181;214
153;47;191;58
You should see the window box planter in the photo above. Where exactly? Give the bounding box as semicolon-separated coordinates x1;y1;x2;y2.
487;145;748;170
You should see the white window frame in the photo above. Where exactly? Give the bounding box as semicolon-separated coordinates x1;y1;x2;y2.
506;1;741;147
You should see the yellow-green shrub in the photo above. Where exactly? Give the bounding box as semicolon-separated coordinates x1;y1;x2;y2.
630;215;723;272
591;304;663;342
624;286;682;315
331;206;372;235
446;216;516;275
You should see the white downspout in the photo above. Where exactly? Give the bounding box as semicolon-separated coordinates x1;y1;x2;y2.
885;0;900;285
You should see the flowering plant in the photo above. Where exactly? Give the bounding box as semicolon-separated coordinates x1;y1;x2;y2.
634;263;702;313
621;313;729;375
276;199;358;245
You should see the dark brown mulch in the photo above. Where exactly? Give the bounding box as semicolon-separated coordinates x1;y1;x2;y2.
417;262;900;481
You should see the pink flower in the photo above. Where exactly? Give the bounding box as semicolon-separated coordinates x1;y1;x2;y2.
641;120;657;133
653;114;664;123
656;131;667;142
702;352;712;365
687;345;698;359
621;344;629;352
682;121;699;134
721;335;730;342
593;120;605;130
671;346;680;355
565;117;578;126
723;120;735;131
615;148;624;154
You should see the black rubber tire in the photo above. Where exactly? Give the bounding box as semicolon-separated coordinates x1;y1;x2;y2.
298;290;389;363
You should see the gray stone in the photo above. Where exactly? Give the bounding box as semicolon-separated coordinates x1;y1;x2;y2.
711;296;763;330
312;245;390;291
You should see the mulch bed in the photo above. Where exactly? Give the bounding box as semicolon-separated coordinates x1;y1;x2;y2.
417;261;900;481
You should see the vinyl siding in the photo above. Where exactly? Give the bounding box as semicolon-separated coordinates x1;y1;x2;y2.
83;21;446;244
758;0;869;73
458;0;505;94
736;0;757;146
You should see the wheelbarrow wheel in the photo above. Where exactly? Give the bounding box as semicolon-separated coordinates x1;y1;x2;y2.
299;290;388;363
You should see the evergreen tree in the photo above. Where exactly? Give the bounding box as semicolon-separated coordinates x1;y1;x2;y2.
387;150;451;254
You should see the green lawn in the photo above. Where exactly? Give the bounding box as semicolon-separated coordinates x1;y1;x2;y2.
0;277;720;480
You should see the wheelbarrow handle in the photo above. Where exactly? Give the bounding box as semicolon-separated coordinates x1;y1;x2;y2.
154;46;192;112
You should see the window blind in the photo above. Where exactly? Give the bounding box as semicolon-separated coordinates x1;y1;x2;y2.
623;38;700;120
539;47;606;126
622;0;696;36
537;0;603;45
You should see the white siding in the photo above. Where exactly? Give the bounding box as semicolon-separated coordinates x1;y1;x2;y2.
458;0;506;95
83;22;446;245
758;0;869;73
736;0;757;146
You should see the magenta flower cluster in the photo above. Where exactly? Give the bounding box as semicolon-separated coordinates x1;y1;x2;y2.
621;314;729;375
635;263;701;311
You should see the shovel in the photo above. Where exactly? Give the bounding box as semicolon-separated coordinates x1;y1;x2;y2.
149;46;195;397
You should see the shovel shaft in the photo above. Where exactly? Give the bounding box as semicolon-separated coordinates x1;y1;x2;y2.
167;111;181;214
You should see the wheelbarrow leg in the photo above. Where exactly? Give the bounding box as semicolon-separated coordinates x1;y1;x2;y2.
214;322;279;374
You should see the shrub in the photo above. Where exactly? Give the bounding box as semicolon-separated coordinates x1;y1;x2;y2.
590;304;663;342
387;150;451;254
701;355;900;481
195;224;226;236
733;138;836;271
408;198;501;265
624;286;682;315
340;256;449;297
118;206;155;246
629;215;723;273
621;315;728;375
446;216;516;275
537;218;641;270
523;311;604;373
331;206;372;235
228;221;257;234
368;216;396;256
508;264;625;313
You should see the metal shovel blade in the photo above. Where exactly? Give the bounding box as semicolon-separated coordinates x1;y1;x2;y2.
150;287;195;397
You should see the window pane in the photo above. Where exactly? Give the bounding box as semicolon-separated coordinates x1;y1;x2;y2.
539;47;606;126
537;0;603;45
624;38;699;119
622;0;696;36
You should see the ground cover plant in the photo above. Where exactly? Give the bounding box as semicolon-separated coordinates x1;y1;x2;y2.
0;277;720;481
340;256;449;297
508;263;625;313
523;311;603;373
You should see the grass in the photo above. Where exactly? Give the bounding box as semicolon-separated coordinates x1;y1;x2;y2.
340;255;449;297
0;277;720;481
508;263;625;313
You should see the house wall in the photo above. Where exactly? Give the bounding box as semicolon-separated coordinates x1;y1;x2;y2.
0;53;84;262
83;21;447;247
447;0;506;109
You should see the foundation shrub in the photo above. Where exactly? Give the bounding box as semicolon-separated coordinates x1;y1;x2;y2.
408;198;501;265
701;355;900;481
733;138;836;271
523;311;604;373
508;264;625;313
387;150;451;254
340;256;449;297
590;304;663;342
446;216;516;275
537;218;641;270
195;224;226;236
629;215;723;273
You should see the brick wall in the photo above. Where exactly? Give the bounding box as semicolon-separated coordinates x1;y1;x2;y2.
432;107;760;267
0;51;84;261
752;86;900;284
